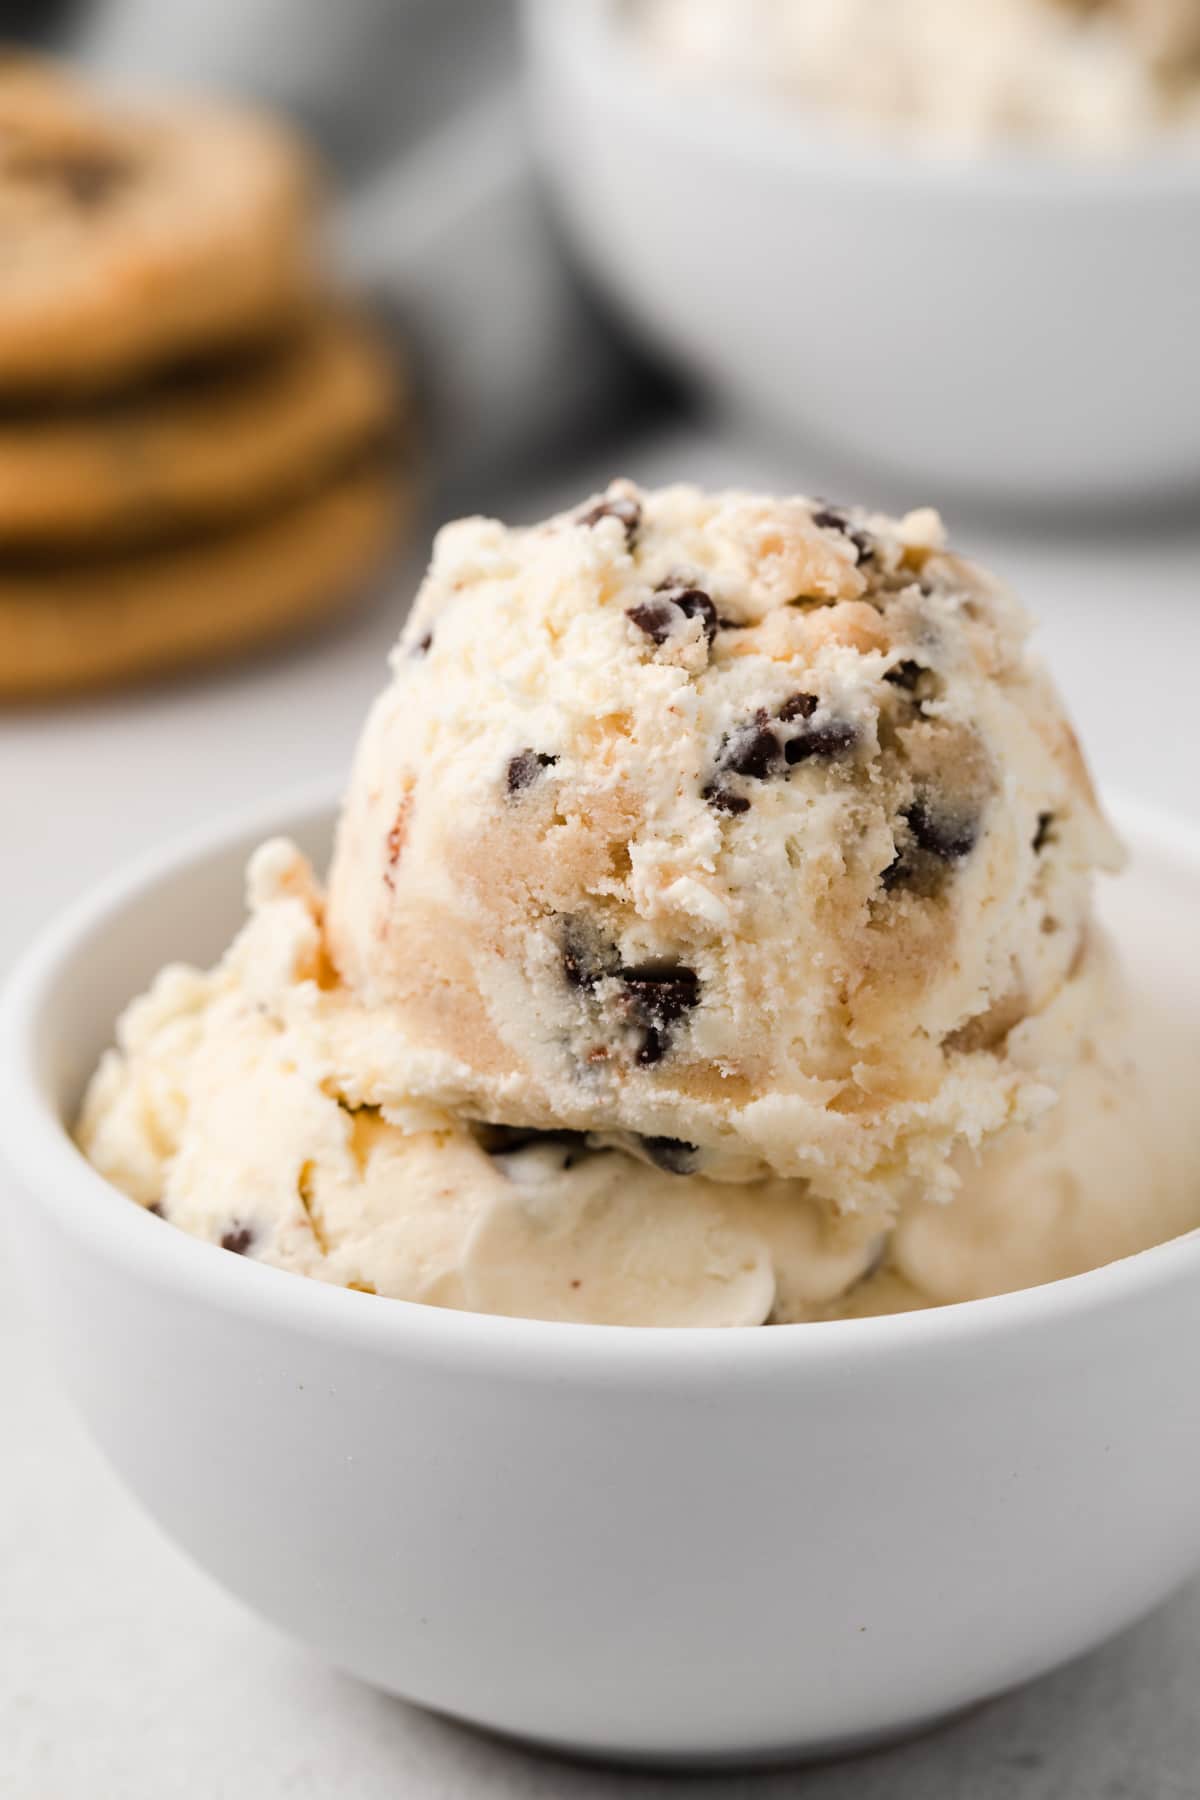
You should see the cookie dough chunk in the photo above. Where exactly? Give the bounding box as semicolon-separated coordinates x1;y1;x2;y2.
0;310;401;548
0;56;318;394
0;461;404;698
325;481;1121;1210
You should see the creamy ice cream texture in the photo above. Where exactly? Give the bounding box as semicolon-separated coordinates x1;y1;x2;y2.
633;0;1200;150
79;481;1200;1325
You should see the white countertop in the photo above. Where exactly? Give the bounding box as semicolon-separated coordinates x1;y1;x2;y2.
3;426;1200;1798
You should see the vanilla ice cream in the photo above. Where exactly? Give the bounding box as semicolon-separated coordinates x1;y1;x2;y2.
632;0;1200;150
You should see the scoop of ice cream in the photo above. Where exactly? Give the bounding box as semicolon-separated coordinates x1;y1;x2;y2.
77;840;1200;1326
632;0;1200;149
325;481;1120;1210
77;842;883;1327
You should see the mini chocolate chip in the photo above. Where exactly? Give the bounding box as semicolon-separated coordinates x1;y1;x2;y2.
778;692;819;723
561;916;619;990
1033;812;1055;853
475;1123;589;1168
669;588;719;645
147;1201;164;1219
620;963;700;1065
721;711;781;780
880;850;913;893
65;156;127;207
884;661;925;692
812;505;875;565
579;493;641;549
702;782;751;816
221;1225;254;1256
784;719;859;765
905;798;978;861
639;1135;699;1175
626;600;678;645
412;629;433;657
629;587;719;649
16;148;131;208
620;965;700;1024
507;748;558;795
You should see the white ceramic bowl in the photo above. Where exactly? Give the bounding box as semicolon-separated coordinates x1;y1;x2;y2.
525;0;1200;509
3;790;1200;1768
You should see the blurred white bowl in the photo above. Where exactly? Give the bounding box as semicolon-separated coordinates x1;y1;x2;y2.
525;0;1200;508
3;791;1200;1766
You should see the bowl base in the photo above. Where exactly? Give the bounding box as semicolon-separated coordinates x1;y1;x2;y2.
440;1696;981;1775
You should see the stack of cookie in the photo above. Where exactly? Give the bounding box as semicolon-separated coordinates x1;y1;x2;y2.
0;57;406;699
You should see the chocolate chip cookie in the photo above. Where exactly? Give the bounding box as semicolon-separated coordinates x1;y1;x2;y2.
0;309;402;548
0;461;406;698
0;55;318;395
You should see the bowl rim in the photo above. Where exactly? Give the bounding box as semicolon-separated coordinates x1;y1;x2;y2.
3;779;1200;1379
523;0;1200;200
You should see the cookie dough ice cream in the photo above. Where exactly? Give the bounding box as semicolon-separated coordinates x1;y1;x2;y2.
632;0;1200;150
78;482;1200;1325
326;483;1117;1210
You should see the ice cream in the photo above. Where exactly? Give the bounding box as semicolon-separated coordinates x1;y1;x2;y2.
631;0;1200;151
77;481;1200;1326
77;838;1199;1326
326;482;1118;1212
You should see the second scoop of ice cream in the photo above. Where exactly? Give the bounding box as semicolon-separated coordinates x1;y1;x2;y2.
325;482;1120;1210
77;838;1199;1327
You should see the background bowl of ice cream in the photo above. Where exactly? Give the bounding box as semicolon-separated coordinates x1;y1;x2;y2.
3;787;1200;1765
525;0;1200;508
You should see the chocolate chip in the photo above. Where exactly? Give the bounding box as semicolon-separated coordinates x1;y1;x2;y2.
905;798;978;861
620;965;700;1024
812;505;875;565
702;715;774;809
721;711;781;780
620;964;700;1066
15;148;131;208
638;1135;698;1175
1033;812;1055;853
668;587;720;645
507;748;558;795
626;600;678;645
561;916;619;990
704;694;856;812
412;629;433;657
579;493;641;549
628;586;720;650
221;1225;254;1256
884;661;925;692
702;783;751;816
61;154;129;207
475;1123;589;1169
147;1201;164;1219
880;850;914;893
784;719;859;765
